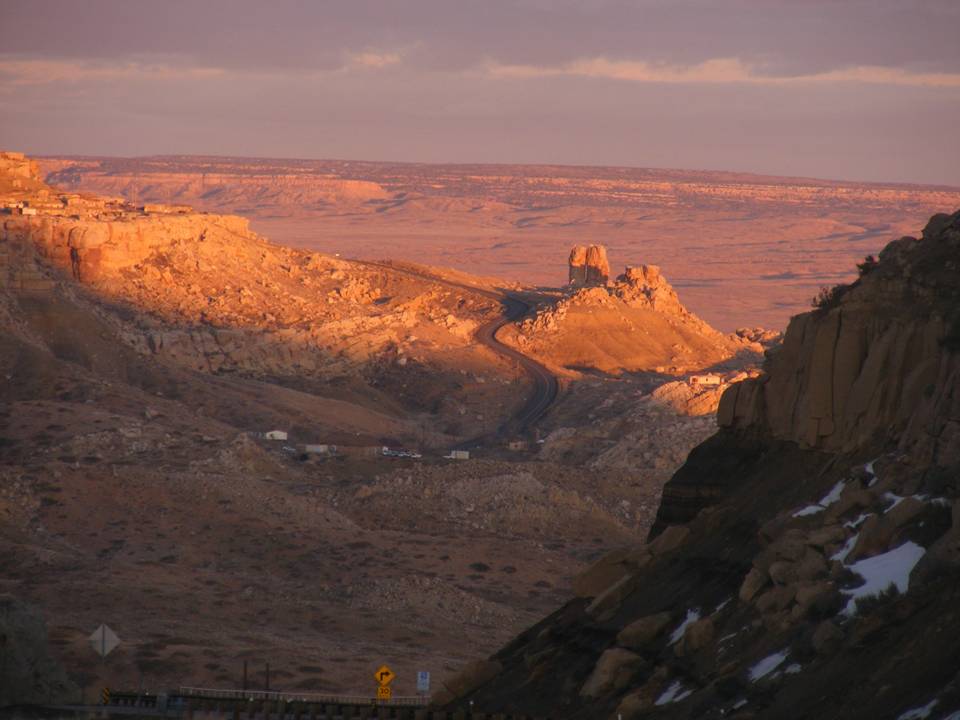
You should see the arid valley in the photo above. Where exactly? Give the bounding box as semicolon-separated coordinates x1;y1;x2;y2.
4;2;960;718
5;146;960;719
44;155;960;331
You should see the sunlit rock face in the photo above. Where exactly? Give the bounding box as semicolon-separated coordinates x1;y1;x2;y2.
568;244;610;287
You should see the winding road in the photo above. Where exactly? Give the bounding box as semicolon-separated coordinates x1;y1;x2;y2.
357;260;559;444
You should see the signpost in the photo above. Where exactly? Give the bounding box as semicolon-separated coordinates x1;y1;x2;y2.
374;664;395;703
89;624;121;659
416;671;430;694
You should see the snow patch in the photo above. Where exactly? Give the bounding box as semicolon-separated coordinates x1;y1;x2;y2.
792;480;846;517
655;681;692;706
896;699;939;719
844;512;872;529
784;663;802;675
820;480;846;506
883;492;930;515
748;650;789;682
830;533;859;564
842;541;926;615
669;608;701;645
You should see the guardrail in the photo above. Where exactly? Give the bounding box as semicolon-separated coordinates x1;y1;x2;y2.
179;686;428;707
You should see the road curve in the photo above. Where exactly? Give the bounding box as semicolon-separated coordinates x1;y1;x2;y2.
357;260;559;443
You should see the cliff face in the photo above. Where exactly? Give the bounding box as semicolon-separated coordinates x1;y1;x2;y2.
568;244;611;286
447;210;960;720
4;211;252;283
719;217;960;460
0;158;501;387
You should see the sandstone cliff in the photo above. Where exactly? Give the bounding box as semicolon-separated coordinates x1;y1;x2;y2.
718;212;960;456
1;156;531;444
569;244;611;287
444;210;960;720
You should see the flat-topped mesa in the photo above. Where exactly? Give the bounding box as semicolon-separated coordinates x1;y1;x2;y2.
0;151;254;285
568;244;610;286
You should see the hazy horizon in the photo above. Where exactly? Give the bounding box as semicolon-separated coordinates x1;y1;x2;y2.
30;150;960;190
2;0;959;185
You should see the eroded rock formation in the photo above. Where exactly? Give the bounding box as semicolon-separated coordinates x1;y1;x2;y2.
448;210;960;720
569;244;610;286
718;211;960;456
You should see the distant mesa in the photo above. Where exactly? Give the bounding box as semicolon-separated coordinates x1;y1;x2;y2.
568;244;610;287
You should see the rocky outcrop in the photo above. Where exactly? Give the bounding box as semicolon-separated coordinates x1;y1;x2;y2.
2;212;253;283
515;259;762;375
446;210;960;720
718;210;960;459
0;595;77;706
614;265;684;315
568;244;610;286
0;151;41;186
0;155;495;390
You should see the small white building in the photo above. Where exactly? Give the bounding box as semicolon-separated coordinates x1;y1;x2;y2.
445;450;470;460
305;444;336;455
690;374;722;387
264;430;288;441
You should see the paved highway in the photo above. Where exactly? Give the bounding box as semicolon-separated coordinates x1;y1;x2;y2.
357;261;559;444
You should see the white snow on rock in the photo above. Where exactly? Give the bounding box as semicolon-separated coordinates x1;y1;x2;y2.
842;541;926;615
669;608;701;645
748;650;789;682
896;699;939;719
830;533;859;564
865;458;879;487
655;681;692;706
845;512;872;529
784;663;802;675
792;480;846;517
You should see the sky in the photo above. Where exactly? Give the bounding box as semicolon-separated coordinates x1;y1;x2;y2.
1;0;959;185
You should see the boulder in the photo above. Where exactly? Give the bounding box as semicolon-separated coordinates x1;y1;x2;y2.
795;548;829;582
739;567;770;603
586;573;640;620
618;612;673;649
675;617;715;656
768;560;798;586
886;496;926;529
580;648;646;699
754;585;797;614
573;547;638;598
805;524;847;549
648;524;690;556
847;515;896;563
